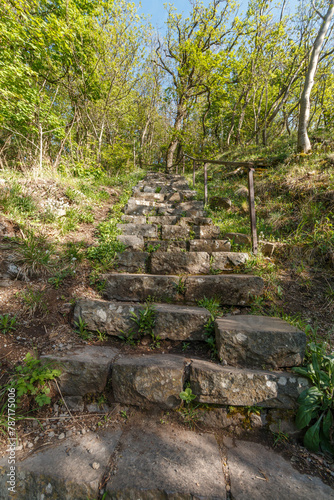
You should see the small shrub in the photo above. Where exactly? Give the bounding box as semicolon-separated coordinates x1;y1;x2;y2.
0;314;17;334
293;342;334;454
20;288;48;317
7;352;61;407
16;231;54;277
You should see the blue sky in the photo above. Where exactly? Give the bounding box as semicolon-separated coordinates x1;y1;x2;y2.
138;0;299;30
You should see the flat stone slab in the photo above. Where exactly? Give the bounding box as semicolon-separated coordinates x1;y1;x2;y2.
185;274;264;305
194;225;221;239
210;252;249;270
121;215;147;224
117;223;158;238
151;252;210;275
74;298;211;340
189;359;309;408
145;240;188;252
179;216;213;226
115;251;149;273
224;232;251;245
103;274;182;302
225;438;334;500
0;430;122;500
161;224;190;240
117;234;144;250
103;274;264;305
112;355;185;408
106;421;226;499
133;192;166;202
190;239;231;252
215;315;306;369
147;216;180;225
41;346;119;396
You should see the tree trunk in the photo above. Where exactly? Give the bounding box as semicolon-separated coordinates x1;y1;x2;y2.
297;2;334;153
166;102;186;173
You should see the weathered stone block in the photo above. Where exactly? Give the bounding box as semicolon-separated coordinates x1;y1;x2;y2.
151;252;210;275
185;275;263;305
115;251;148;272
112;355;185;408
117;235;144;250
209;196;232;210
123;203;155;216
103;274;182;302
215;315;306;369
145;240;187;252
121;215;147;224
179;216;212;226
117;223;158;238
224;232;251;245
210;252;249;271
193;225;221;239
167;191;183;202
41;346;119;396
161;224;190;240
133;192;165;202
189;239;231;252
189;359;310;409
106;420;226;499
74;299;210;341
147;216;179;225
0;431;121;500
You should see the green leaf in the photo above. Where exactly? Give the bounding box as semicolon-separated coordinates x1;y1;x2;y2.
296;405;319;429
304;419;321;452
322;410;333;440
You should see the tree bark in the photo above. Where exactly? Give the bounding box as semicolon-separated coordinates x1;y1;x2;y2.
166;102;186;173
297;2;334;153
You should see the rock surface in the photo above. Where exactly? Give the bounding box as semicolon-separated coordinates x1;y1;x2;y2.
215;315;306;369
189;359;309;408
112;355;185;408
0;430;122;500
106;420;226;499
225;438;334;500
151;251;210;275
41;346;119;396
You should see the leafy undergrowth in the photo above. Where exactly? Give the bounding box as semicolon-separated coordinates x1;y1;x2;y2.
184;133;334;347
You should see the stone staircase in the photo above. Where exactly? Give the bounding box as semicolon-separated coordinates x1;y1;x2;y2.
68;171;307;411
1;172;320;500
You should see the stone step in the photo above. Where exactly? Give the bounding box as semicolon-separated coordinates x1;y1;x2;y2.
148;250;248;273
215;315;306;369
117;223;158;238
145;240;187;252
190;239;231;252
102;273;264;305
194;225;221;239
224;232;251;245
117;234;144;250
74;298;211;341
189;358;309;409
151;251;210;274
121;215;147;224
161;224;190;240
132;192;166;202
147;215;180;225
115;251;149;272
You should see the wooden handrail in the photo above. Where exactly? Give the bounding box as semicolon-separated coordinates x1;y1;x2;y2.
183;153;259;255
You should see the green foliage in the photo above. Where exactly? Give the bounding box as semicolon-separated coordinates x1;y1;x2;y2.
19;288;48;316
293;342;334;454
7;353;61;407
48;266;75;289
130;301;161;347
174;278;186;295
74;316;92;341
0;184;36;218
0;314;17;335
180;387;196;405
16;231;55;277
146;243;161;253
198;296;221;357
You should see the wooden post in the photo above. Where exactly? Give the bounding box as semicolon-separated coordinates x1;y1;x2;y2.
176;162;178;174
182;156;185;174
248;167;258;255
193;160;196;187
204;162;208;206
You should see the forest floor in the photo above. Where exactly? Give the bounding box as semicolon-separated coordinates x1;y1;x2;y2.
0;138;333;491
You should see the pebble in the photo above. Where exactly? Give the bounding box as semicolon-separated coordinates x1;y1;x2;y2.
48;431;55;438
81;429;86;435
66;430;73;438
27;443;33;449
92;462;100;470
58;433;65;440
